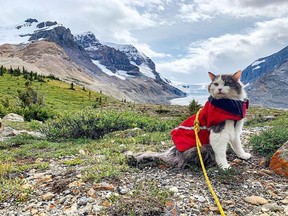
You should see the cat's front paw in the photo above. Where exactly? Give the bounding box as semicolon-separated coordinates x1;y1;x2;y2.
239;152;251;160
219;163;230;169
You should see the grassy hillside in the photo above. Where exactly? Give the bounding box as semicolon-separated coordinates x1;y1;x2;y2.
0;73;113;115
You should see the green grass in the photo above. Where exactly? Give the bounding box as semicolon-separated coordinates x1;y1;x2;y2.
0;73;114;115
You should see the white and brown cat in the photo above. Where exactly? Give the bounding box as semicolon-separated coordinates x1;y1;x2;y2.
128;70;251;169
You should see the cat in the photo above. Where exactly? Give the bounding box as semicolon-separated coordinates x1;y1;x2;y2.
127;70;251;169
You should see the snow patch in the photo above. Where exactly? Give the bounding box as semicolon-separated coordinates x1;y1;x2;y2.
251;59;265;67
253;65;261;70
137;63;155;79
92;60;135;80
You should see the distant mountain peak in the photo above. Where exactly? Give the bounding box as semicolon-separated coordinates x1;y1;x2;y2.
25;18;38;24
74;32;101;50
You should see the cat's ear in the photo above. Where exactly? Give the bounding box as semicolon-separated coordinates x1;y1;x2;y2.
233;70;242;81
208;72;216;81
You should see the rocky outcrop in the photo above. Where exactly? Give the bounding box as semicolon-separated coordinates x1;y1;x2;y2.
269;140;288;177
2;113;24;122
75;33;139;73
29;26;75;48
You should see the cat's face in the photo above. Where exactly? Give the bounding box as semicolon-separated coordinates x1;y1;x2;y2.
208;70;246;100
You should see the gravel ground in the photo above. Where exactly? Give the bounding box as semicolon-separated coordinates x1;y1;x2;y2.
1;128;287;216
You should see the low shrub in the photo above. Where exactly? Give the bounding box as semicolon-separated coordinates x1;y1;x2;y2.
43;109;177;140
249;124;288;160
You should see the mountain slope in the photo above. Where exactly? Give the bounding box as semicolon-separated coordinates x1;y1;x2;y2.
0;19;185;104
241;46;288;84
241;46;288;108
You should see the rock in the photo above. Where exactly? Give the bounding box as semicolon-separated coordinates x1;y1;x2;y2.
93;182;115;191
42;192;54;201
281;196;288;204
79;149;86;156
92;205;103;214
269;140;288;177
117;187;129;195
68;180;85;188
169;187;178;193
262;203;283;212
21;183;34;190
197;196;206;203
2;113;24;122
0;127;18;137
64;203;78;215
243;196;268;205
87;188;96;197
284;206;288;216
164;200;180;216
77;197;88;206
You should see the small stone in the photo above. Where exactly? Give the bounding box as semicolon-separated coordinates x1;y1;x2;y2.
243;196;268;205
93;182;115;191
87;188;96;197
42;192;54;201
92;205;103;213
31;209;38;215
35;158;44;163
284;206;288;215
79;149;86;156
169;187;178;193
209;206;220;212
68;180;85;188
21;183;34;190
101;200;111;207
281;196;288;204
78;197;88;206
118;187;128;195
223;200;234;205
262;203;283;212
197;196;206;203
64;203;78;215
33;172;46;179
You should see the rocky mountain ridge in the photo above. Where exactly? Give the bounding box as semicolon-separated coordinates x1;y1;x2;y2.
0;19;185;104
241;46;288;108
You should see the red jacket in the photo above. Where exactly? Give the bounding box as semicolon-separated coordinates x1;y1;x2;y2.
171;96;249;152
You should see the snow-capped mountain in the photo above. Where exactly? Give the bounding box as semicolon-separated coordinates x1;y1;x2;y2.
0;19;185;104
75;32;170;84
241;46;288;84
241;45;288;108
0;18;61;45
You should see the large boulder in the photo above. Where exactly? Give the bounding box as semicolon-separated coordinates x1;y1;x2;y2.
269;140;288;177
2;113;24;122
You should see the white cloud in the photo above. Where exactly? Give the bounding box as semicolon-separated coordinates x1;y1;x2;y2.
178;0;288;22
157;17;288;82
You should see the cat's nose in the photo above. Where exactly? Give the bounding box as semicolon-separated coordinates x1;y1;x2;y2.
218;88;222;92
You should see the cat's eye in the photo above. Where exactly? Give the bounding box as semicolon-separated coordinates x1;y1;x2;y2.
213;83;219;86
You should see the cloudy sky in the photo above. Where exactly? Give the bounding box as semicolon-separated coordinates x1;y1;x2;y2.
1;0;288;83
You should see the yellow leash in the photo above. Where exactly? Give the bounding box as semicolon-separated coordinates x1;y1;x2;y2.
194;108;226;216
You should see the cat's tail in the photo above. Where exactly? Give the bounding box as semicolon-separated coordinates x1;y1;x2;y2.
126;145;215;169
